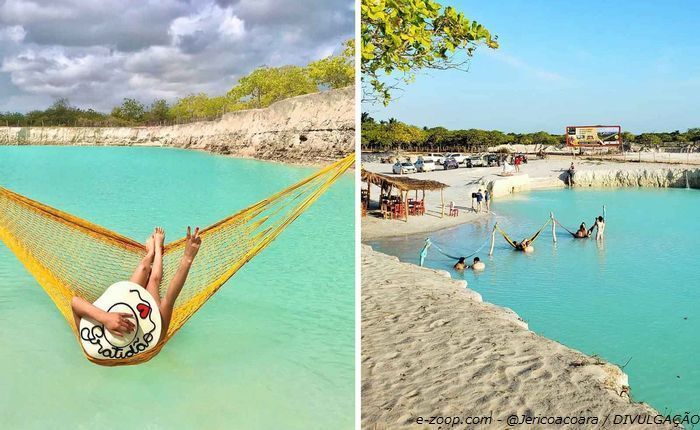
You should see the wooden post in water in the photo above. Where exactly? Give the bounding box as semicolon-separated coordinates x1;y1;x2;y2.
603;205;607;220
489;224;497;256
550;212;557;243
404;191;409;222
367;181;371;209
440;188;445;218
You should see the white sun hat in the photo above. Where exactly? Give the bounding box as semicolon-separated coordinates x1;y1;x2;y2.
79;281;162;360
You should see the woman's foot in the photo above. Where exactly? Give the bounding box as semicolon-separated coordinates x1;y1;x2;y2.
154;227;165;254
183;226;202;263
145;234;155;258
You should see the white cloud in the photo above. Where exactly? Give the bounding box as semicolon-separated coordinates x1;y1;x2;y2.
170;4;245;44
218;8;245;40
0;0;353;112
488;50;568;83
0;25;27;43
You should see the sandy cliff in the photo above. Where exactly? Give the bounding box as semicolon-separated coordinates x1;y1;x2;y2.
570;167;700;188
0;87;355;164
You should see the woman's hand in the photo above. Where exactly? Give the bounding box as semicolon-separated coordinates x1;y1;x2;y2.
183;226;202;262
101;312;136;337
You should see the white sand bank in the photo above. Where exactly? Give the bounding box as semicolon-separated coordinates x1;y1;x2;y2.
361;245;674;429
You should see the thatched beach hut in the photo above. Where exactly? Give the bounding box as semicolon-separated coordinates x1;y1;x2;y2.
361;169;449;221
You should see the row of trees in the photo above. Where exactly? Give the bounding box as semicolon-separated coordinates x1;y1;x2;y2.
1;40;354;127
361;116;700;151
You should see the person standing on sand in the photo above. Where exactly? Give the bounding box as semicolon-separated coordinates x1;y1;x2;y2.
568;162;576;186
514;156;521;173
484;189;490;212
588;216;605;240
475;189;483;213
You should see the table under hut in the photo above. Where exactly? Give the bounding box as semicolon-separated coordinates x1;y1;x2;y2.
361;169;449;221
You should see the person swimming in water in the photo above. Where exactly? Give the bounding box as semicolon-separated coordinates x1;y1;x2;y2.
574;222;590;238
70;226;202;343
454;256;485;271
470;257;485;271
588;216;605;240
515;238;534;252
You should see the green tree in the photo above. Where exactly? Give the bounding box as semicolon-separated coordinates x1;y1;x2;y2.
387;122;425;148
146;99;172;123
621;131;636;143
307;39;355;89
636;133;663;147
687;128;700;142
361;0;498;105
228;66;317;109
111;98;146;123
169;94;241;121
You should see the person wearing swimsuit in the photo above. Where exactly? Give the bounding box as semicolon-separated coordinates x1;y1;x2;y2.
574;222;590;238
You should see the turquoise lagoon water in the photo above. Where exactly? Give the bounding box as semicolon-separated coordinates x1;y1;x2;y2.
0;146;354;429
368;188;700;416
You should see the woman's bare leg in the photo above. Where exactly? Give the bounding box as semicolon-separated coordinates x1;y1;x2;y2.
129;233;155;288
145;227;165;306
160;226;201;337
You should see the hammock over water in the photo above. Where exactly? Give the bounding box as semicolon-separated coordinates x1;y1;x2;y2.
0;154;354;366
495;218;551;249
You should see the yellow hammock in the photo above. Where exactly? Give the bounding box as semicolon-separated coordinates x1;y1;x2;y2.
0;154;354;366
495;218;551;249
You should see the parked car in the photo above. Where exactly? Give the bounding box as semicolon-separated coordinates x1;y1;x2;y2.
443;157;459;170
445;153;467;165
466;155;486;168
415;157;436;172
426;153;445;164
393;161;416;175
485;153;501;167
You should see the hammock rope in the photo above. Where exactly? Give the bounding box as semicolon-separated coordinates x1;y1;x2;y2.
495;218;551;249
431;231;493;261
553;218;577;236
0;154;354;366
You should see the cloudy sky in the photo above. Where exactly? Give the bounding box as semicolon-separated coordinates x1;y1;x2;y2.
0;0;354;112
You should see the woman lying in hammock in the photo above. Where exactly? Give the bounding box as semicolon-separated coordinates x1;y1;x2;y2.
514;238;534;253
70;226;202;342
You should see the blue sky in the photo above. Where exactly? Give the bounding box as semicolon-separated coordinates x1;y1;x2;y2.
363;0;700;133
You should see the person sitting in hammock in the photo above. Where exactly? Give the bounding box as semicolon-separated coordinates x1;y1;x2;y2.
514;238;534;253
70;226;202;341
574;222;590;238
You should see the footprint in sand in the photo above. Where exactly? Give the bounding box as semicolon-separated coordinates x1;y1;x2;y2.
429;319;450;328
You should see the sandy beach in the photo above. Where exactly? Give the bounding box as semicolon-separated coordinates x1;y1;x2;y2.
361;245;675;429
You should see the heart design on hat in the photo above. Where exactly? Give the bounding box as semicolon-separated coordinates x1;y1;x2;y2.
137;302;151;319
